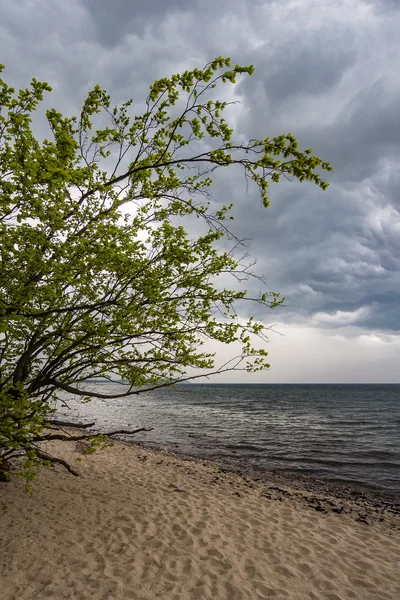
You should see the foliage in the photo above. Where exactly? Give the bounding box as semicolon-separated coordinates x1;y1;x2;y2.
0;57;331;481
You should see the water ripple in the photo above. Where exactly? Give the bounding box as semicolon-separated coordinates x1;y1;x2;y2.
56;383;400;492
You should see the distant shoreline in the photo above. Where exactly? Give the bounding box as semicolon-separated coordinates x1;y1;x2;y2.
84;380;400;384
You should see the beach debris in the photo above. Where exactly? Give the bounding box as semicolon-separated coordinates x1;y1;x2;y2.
168;484;186;493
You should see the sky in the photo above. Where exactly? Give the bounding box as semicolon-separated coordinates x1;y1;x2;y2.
1;0;399;382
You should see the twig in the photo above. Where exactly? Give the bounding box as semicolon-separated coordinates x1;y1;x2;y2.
35;449;80;476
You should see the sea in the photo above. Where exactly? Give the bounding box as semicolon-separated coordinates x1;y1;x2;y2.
56;383;400;494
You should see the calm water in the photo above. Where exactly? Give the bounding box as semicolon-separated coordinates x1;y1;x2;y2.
57;383;400;493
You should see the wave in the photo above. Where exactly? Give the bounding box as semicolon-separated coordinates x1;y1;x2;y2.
225;443;265;453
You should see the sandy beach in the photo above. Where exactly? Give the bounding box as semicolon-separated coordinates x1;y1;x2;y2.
1;438;399;600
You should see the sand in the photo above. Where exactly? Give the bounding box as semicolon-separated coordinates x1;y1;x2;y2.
1;438;399;600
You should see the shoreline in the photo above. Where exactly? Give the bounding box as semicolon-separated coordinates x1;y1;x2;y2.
122;438;400;530
52;423;400;527
2;437;400;599
71;418;400;499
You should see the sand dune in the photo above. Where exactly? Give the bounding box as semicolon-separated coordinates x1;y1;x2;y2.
1;439;399;599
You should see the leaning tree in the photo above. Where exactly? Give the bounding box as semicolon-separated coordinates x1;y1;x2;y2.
0;57;331;482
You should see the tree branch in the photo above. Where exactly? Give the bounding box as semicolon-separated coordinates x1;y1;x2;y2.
36;427;154;442
35;449;80;476
45;419;95;429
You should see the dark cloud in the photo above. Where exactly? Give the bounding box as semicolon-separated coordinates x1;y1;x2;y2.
0;0;399;379
81;0;190;47
207;0;400;340
257;30;357;105
296;80;400;183
367;0;400;13
225;167;400;332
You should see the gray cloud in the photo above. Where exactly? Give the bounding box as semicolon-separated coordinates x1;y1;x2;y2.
258;30;357;105
81;0;190;47
1;0;399;380
213;0;400;340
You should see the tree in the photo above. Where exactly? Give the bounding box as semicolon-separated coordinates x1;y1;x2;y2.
0;57;331;483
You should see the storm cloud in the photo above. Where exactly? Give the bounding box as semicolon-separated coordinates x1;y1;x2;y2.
1;0;399;381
